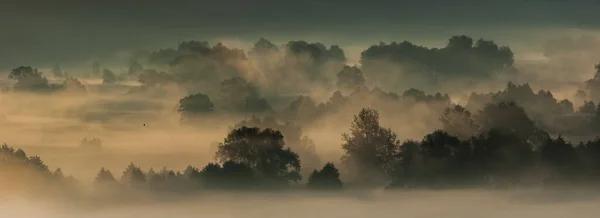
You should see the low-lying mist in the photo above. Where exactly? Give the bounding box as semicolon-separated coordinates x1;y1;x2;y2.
4;33;600;218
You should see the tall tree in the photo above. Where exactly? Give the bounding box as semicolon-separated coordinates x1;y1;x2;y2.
341;108;401;185
216;126;301;186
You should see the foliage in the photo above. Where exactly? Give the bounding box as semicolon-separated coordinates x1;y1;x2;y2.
307;163;342;190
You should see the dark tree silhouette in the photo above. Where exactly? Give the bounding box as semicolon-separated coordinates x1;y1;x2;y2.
475;101;541;142
95;168;117;184
540;136;578;178
178;93;215;121
216;126;301;187
235;116;321;176
336;65;366;91
61;77;86;93
8;66;54;92
307;162;342;190
121;163;146;188
579;100;597;114
341;108;401;185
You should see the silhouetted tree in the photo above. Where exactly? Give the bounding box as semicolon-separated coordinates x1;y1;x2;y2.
8;66;54;92
178;93;214;121
579;100;597;114
121;163;146;188
475;101;541;142
61;77;86;93
540;136;578;181
336;65;366;91
95;168;117;184
216;126;301;187
341;108;401;185
419;130;472;187
307;163;342;190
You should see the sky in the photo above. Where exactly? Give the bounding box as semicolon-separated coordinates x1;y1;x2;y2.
1;0;600;71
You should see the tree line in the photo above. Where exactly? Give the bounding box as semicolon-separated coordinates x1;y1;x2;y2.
4;100;600;199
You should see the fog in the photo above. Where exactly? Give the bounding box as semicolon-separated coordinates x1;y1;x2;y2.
5;190;600;218
6;2;600;216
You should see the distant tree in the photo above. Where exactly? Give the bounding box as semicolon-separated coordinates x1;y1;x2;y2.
121;163;146;188
439;105;478;140
280;95;321;123
61;77;86;93
470;130;534;185
102;69;117;84
218;77;272;113
249;38;279;56
579;101;597;114
474;101;540;142
336;65;366;90
8;66;54;92
178;93;214;121
341;108;401;185
216;127;301;186
235;116;321;176
283;41;346;82
389;140;423;188
95;167;117;185
540;136;577;174
307;163;342;190
419;130;472;186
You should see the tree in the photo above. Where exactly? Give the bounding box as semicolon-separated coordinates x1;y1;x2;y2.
540;136;577;174
95;167;117;184
178;93;214;121
307;163;342;190
341;108;401;185
579;100;597;114
102;69;117;84
199;161;255;189
419;130;472;186
474;101;539;142
121;163;146;188
8;66;53;92
470;130;534;185
61;77;86;93
336;65;366;90
218;77;272;113
216;126;301;186
439;105;478;140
